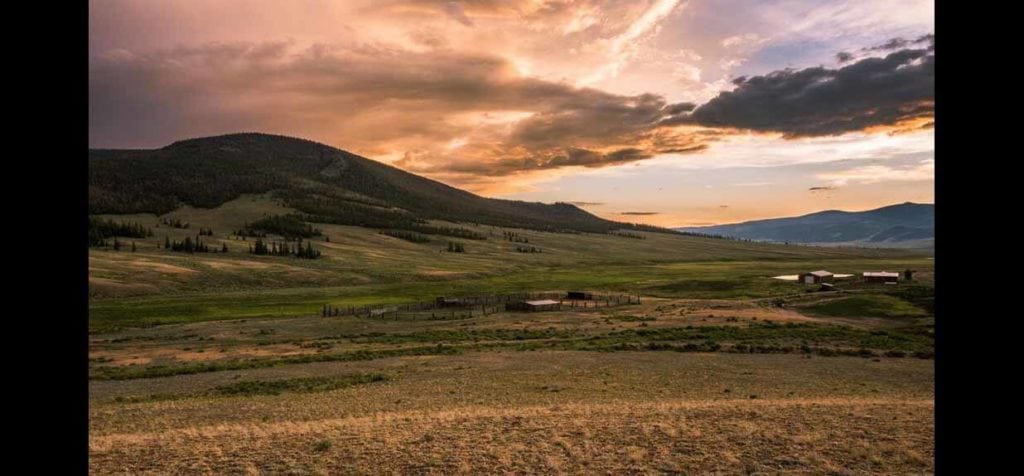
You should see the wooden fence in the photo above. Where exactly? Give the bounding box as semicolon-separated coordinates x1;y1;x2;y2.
321;292;641;320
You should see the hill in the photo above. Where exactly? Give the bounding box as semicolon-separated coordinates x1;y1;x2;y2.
676;203;934;247
89;133;660;234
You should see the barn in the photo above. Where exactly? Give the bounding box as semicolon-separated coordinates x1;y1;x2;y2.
798;270;834;284
508;299;561;312
863;272;900;283
435;297;464;307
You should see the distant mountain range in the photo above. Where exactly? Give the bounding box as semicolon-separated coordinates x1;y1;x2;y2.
89;133;667;235
675;203;934;248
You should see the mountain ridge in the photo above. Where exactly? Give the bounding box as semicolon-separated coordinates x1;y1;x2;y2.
89;132;666;234
675;202;934;247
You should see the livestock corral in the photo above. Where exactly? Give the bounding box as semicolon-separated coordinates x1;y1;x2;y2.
322;291;641;320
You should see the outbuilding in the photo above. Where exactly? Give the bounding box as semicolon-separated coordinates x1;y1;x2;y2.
566;291;593;300
798;270;834;284
435;297;464;307
863;272;900;283
508;299;561;312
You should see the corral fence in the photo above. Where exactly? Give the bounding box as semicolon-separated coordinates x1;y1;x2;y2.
321;292;642;320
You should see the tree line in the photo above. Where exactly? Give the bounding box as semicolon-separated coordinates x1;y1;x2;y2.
503;231;530;243
163;235;225;253
610;231;646;239
88;217;153;247
249;238;322;259
236;214;322;240
380;230;431;243
159;217;189;229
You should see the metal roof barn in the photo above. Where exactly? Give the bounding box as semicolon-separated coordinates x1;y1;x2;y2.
508;299;561;312
799;270;834;284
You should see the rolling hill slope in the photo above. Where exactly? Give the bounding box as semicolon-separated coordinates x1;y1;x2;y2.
676;203;934;247
89;133;655;234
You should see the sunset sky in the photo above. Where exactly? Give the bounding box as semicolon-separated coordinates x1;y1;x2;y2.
89;0;934;227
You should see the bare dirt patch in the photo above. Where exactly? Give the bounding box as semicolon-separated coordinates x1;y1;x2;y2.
203;259;273;270
127;259;197;275
88;277;160;297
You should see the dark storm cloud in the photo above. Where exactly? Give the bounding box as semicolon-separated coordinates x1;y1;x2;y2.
867;37;909;51
687;45;934;137
864;34;933;52
90;41;710;174
835;51;854;63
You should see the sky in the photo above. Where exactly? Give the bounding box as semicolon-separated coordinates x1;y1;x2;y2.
89;0;934;227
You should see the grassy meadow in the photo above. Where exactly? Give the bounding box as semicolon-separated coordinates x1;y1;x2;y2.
88;194;935;473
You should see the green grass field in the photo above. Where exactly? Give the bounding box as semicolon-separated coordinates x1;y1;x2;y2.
88;195;935;473
801;294;929;318
89;194;931;332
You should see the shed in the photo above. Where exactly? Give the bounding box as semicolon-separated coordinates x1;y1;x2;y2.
566;291;593;300
435;297;464;307
863;272;899;283
508;299;561;312
798;270;834;284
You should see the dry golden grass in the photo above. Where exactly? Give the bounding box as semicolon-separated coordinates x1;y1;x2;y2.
89;351;933;474
90;398;932;474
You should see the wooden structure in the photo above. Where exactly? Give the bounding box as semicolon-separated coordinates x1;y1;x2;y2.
566;291;593;300
435;297;464;307
798;270;834;284
863;272;899;283
323;292;639;319
507;299;561;312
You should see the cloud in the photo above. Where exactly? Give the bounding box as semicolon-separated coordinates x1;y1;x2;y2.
720;33;767;49
866;37;909;51
809;186;837;192
621;211;659;215
442;2;473;26
836;51;854;63
578;0;686;85
686;44;933;137
864;34;932;52
90;40;711;185
816;159;933;185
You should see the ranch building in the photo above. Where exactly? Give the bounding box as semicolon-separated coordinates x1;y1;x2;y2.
798;270;834;284
508;299;561;312
863;272;900;283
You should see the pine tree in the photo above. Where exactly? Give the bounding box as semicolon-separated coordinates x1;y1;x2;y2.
113;238;121;251
165;236;171;249
222;242;228;253
131;241;137;252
